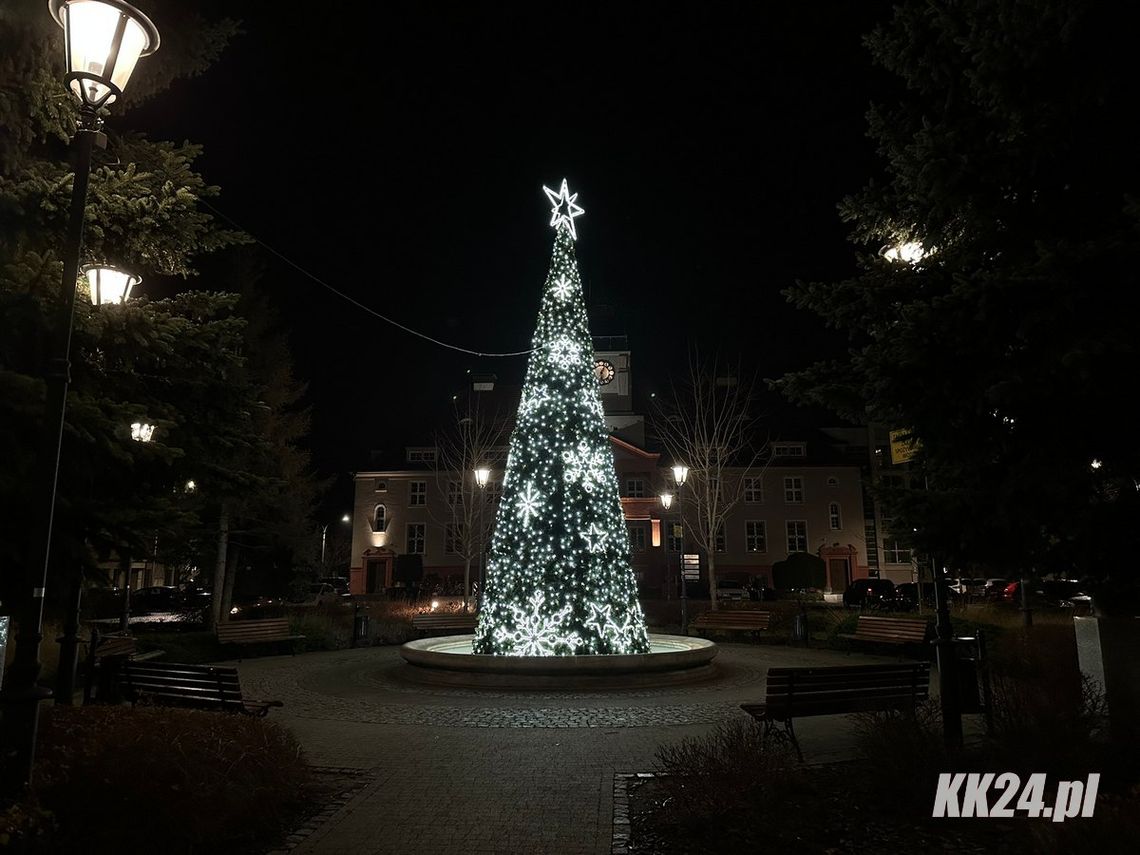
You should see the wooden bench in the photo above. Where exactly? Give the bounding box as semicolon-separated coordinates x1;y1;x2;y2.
836;615;931;648
122;661;283;717
216;617;304;656
83;631;164;704
689;609;771;638
741;662;931;760
411;613;478;634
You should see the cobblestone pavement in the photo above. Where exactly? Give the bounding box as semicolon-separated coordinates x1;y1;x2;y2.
237;643;893;854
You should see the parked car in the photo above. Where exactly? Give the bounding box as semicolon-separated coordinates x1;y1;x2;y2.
842;578;896;608
948;578;986;597
131;586;181;615
982;578;1009;599
229;594;283;619
288;583;348;607
318;576;350;596
715;579;747;601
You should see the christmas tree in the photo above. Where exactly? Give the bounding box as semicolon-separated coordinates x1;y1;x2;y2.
473;180;651;656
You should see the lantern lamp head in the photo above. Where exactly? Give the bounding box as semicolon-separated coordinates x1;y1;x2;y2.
879;240;929;265
659;492;674;510
130;421;154;442
671;464;689;487
49;0;160;110
81;263;140;304
474;467;491;488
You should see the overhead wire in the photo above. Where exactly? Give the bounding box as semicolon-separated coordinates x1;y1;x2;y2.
199;199;534;358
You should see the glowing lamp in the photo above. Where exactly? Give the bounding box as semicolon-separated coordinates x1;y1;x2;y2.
50;0;160;110
430;600;440;612
659;492;673;510
341;513;351;523
474;467;491;488
671;464;689;487
129;421;154;442
879;240;929;265
81;264;140;304
185;479;196;492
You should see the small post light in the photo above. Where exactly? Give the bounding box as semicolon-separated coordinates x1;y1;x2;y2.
1090;459;1103;470
659;492;673;510
671;464;689;487
129;421;154;442
474;467;491;489
50;0;161;110
341;513;351;523
81;264;140;304
184;479;196;492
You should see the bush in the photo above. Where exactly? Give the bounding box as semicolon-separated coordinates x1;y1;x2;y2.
12;705;312;853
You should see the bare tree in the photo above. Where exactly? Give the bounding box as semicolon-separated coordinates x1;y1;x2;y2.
653;352;766;611
430;393;511;609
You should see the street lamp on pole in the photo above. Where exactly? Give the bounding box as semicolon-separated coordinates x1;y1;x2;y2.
321;514;352;568
0;0;159;798
671;464;690;635
472;467;491;612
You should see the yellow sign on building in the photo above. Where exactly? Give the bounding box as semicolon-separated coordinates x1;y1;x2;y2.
889;429;921;465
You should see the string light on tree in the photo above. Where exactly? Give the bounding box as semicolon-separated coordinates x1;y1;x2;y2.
473;180;650;656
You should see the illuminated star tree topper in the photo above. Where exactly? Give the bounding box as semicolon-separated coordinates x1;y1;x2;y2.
472;183;649;656
542;178;585;240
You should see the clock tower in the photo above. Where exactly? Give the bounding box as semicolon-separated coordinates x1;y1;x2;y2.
592;335;644;446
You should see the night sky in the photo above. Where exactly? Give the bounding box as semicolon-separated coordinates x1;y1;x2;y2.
128;1;896;508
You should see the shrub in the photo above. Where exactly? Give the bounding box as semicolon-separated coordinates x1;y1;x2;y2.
18;705;312;853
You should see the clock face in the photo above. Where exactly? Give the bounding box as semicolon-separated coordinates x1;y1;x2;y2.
594;359;616;386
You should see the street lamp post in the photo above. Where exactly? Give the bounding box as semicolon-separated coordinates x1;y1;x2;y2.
321;514;351;568
672;464;690;635
0;0;159;797
472;467;491;613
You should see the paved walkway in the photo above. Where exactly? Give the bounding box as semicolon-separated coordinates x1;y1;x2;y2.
239;643;894;855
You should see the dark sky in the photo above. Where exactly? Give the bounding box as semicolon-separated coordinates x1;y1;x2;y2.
129;1;895;510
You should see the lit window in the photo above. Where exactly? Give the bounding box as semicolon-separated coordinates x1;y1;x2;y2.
784;477;804;503
786;520;807;553
746;521;767;553
407;448;437;463
406;523;426;554
409;481;426;506
829;502;842;531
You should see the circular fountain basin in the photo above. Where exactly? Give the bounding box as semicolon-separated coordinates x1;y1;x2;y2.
398;634;718;689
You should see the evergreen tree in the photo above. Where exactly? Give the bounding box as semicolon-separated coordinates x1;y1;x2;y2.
473;182;650;656
779;0;1140;580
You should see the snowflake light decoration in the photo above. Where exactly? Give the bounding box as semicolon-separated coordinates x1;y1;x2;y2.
492;591;583;656
542;178;585;240
547;335;581;369
562;440;608;493
515;481;542;528
551;274;574;301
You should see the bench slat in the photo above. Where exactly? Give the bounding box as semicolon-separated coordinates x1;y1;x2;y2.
122;661;281;717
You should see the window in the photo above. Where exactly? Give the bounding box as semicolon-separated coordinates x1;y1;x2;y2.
626;478;646;498
406;523;425;554
714;521;726;553
746;520;767;553
709;478;724;502
372;504;386;532
406;448;437;463
447;481;460;507
409;481;426;506
829;502;842;531
487;481;503;503
374;480;387;492
826;477;839;487
786;520;807;553
773;443;806;458
628;524;647;552
445;523;463;554
783;477;804;503
744;476;763;503
667;522;683;552
883;540;912;564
